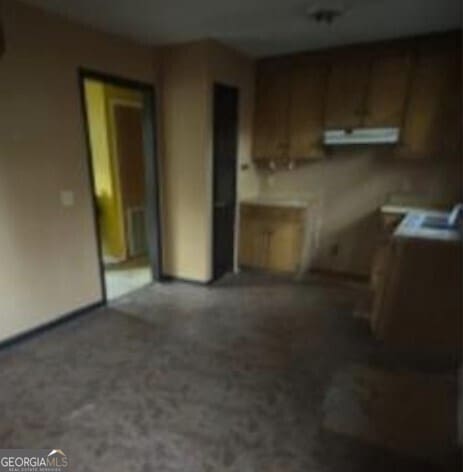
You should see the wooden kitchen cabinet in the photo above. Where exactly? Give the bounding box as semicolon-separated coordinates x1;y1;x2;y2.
324;55;370;129
370;242;393;332
253;59;291;161
399;38;461;159
288;60;329;160
370;210;403;330
372;237;462;353
239;204;305;273
254;58;328;162
252;32;461;163
266;220;303;272
0;13;4;58
364;51;412;128
238;212;265;268
325;48;412;130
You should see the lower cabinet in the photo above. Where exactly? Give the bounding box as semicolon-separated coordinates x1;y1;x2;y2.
371;237;461;353
239;204;304;273
370;210;404;330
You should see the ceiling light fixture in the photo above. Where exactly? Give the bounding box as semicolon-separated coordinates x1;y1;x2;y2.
306;1;350;25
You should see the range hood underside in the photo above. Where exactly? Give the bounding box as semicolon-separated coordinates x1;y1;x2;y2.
324;127;400;145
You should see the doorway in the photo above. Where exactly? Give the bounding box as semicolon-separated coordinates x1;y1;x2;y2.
212;83;239;280
79;70;162;301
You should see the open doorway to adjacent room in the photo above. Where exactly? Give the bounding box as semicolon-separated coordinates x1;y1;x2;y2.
79;71;162;301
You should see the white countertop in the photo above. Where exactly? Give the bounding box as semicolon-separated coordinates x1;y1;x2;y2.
381;204;445;217
240;197;313;209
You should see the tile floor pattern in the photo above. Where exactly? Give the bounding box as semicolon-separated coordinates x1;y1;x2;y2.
0;273;460;471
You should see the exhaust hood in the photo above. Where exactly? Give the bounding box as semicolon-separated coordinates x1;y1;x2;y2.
324;127;400;146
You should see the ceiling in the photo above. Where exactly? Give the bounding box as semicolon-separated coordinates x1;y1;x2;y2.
22;0;461;57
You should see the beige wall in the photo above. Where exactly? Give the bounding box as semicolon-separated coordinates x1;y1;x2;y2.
160;40;255;281
259;150;461;276
160;42;211;281
0;1;159;342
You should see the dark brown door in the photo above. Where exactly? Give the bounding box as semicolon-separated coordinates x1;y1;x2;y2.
213;84;239;280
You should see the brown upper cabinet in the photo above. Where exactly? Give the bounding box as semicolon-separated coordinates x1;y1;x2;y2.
324;48;413;130
324;54;370;130
252;32;461;163
253;59;291;161
0;12;4;58
253;57;329;161
399;37;461;159
288;59;329;160
364;51;412;128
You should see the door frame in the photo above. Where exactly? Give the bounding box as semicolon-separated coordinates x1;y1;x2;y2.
78;68;164;302
211;82;239;281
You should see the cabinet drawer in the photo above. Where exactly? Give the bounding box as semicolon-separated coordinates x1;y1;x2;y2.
241;204;304;223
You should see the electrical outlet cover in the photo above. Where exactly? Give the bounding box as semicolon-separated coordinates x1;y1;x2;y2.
60;190;75;207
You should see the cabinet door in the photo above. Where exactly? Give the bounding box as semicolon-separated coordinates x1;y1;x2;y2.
400;42;461;159
239;217;261;268
0;14;4;58
370;243;393;335
289;61;329;160
267;221;303;273
325;56;370;129
253;61;290;161
364;51;412;128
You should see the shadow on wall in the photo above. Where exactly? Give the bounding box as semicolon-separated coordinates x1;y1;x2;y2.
258;149;461;276
314;213;380;276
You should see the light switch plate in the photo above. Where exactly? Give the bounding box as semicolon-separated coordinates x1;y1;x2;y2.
60;190;75;207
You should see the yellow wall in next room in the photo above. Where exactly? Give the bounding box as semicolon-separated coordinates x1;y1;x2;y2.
84;80;143;261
